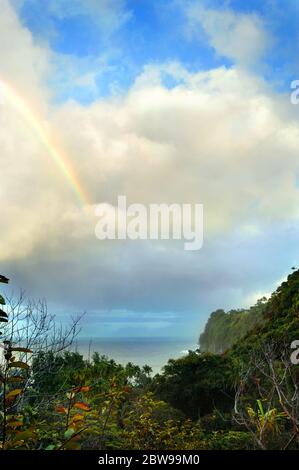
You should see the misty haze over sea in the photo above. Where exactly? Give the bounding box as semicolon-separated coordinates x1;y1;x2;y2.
72;337;197;374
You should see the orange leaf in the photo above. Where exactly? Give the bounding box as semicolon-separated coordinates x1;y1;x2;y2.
55;406;67;414
7;421;23;428
72;414;84;423
73;402;91;412
72;385;90;394
64;441;81;450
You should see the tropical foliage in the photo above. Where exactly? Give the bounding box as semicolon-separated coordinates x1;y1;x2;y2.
1;270;299;450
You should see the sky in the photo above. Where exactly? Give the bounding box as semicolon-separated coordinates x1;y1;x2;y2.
1;0;299;340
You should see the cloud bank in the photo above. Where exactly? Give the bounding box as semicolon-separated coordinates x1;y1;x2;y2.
1;0;299;337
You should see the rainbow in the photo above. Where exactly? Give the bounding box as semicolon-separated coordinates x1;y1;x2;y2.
0;80;90;205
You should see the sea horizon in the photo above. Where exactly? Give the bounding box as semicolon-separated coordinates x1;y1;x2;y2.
72;336;198;374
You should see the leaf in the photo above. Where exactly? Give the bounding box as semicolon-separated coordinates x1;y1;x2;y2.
257;399;264;416
45;444;56;451
6;389;23;400
72;414;84;423
73;402;91;412
7;421;23;428
7;414;23;422
72;385;90;394
64;441;81;450
10;347;33;353
8;361;29;369
7;376;24;383
0;295;5;305
64;428;75;440
55;406;67;414
0;308;8;317
0;275;9;284
0;318;8;323
12;430;35;442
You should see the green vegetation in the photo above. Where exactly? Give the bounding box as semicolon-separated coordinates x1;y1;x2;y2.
199;298;267;354
1;271;299;450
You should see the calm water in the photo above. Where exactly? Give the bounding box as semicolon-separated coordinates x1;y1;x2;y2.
73;337;197;374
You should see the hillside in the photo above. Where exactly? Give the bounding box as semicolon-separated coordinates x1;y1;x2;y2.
199;299;267;353
200;270;299;355
229;269;299;359
153;269;299;450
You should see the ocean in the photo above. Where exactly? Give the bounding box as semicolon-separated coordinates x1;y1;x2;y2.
73;337;198;374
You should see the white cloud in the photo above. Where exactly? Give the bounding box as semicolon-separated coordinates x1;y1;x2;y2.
0;0;52;110
51;63;299;231
186;5;271;66
243;290;271;307
1;0;299;324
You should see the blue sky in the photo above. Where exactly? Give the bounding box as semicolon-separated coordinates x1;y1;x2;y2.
13;0;299;102
2;0;299;340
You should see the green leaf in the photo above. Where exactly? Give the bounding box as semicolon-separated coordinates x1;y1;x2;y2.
0;318;8;323
0;295;5;305
0;308;8;317
257;399;264;416
12;430;35;442
8;361;29;370
64;428;75;440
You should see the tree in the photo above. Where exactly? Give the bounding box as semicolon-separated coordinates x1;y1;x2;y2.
0;276;83;448
234;341;299;449
153;350;234;419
